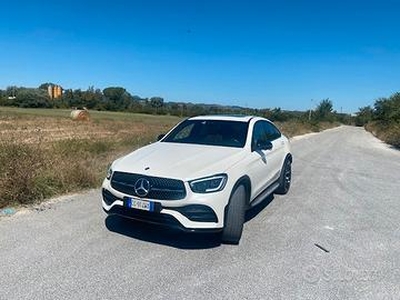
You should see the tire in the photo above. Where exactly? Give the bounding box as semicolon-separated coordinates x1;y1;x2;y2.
275;157;292;195
221;185;246;244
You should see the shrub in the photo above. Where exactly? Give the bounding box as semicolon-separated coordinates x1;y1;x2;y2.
366;121;400;148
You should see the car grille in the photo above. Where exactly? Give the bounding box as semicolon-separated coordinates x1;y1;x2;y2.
111;172;186;200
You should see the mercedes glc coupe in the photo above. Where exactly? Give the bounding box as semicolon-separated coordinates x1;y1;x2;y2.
102;115;292;244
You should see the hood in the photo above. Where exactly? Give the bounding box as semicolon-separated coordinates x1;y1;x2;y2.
112;142;246;181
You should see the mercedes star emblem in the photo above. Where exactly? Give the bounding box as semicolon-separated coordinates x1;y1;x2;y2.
134;178;151;197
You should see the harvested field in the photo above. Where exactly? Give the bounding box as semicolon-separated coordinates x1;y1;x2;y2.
0;107;181;208
0;108;179;145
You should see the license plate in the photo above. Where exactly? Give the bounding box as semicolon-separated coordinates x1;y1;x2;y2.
126;198;154;212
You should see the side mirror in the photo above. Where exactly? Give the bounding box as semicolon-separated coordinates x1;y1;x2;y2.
253;139;272;151
157;134;166;141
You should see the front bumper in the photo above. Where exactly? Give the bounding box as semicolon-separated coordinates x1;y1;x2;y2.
101;187;224;232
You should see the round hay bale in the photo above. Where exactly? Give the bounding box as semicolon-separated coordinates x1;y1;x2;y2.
70;108;90;121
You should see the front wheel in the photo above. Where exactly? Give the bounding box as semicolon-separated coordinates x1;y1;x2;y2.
275;158;292;195
221;185;246;244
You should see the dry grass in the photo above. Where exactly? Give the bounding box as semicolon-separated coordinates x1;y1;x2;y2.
0;108;177;144
0;108;180;208
365;121;400;148
276;120;340;138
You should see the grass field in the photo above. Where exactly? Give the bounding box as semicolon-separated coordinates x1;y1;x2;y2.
0;107;338;209
0;107;181;208
0;107;180;143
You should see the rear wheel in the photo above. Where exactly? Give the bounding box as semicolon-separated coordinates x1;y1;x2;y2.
275;158;292;195
221;185;246;244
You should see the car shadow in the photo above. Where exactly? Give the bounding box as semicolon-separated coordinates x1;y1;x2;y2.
105;215;222;250
105;194;274;249
245;194;274;222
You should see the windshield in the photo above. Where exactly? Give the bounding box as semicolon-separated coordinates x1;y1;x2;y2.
163;119;249;148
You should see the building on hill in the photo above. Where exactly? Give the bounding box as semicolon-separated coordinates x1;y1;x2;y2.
48;84;63;99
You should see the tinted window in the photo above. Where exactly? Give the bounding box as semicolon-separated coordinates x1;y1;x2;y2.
263;122;281;141
251;121;267;150
163;119;249;148
252;120;282;150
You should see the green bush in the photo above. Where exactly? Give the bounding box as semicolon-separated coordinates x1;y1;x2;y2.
361;92;400;148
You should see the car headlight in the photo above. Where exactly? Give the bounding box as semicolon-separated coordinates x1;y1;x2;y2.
189;174;227;193
106;165;113;180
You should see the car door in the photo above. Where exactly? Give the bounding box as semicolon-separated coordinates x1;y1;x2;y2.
247;120;282;199
262;121;285;180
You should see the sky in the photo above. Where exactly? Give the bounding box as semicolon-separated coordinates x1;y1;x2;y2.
1;0;399;113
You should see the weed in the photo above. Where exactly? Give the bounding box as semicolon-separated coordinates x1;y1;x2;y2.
0;142;45;207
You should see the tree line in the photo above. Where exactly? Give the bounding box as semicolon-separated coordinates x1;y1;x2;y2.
355;92;400;147
0;84;166;113
0;83;348;123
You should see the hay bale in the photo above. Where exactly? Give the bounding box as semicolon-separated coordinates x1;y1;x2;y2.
70;108;90;121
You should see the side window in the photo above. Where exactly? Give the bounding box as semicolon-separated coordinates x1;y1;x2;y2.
252;121;267;149
263;122;281;141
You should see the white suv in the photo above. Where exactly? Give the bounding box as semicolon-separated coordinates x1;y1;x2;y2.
102;115;292;244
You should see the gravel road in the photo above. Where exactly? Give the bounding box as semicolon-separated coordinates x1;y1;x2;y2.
1;126;399;300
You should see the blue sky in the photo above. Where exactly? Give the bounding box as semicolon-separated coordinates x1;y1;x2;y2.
1;0;399;113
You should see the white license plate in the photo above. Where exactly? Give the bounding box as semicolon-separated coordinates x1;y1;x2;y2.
126;198;154;212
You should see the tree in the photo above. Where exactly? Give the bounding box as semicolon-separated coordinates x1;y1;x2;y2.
270;107;289;122
149;97;164;114
103;87;133;111
16;88;51;108
355;106;373;126
81;86;103;109
103;87;125;101
38;82;58;90
0;89;6;106
314;98;333;121
373;93;400;123
388;92;400;122
374;97;391;121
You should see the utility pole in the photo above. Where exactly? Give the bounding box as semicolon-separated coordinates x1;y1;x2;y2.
309;99;313;121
